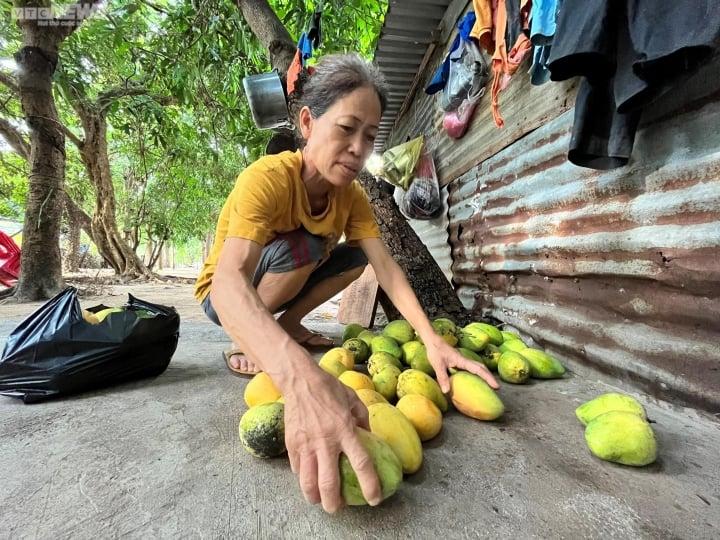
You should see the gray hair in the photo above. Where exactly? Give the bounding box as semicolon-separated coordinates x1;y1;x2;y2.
288;54;388;131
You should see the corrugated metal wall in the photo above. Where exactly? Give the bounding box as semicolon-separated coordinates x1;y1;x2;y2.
395;187;454;283
381;6;720;410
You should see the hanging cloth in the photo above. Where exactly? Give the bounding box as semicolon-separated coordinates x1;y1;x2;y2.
287;2;323;95
470;0;496;54
490;0;532;127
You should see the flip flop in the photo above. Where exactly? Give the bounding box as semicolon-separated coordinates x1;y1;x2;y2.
222;349;262;377
296;331;335;348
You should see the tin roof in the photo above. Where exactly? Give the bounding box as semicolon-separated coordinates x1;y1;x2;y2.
372;0;456;151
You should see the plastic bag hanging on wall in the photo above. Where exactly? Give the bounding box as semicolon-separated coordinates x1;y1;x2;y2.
381;135;424;190
395;145;442;220
441;38;489;112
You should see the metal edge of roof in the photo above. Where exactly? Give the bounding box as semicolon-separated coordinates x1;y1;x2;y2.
372;0;454;152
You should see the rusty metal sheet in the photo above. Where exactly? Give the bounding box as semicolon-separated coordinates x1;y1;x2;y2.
447;59;720;410
396;187;454;283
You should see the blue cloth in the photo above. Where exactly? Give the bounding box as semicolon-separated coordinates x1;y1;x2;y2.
297;32;313;64
529;45;553;85
529;0;562;85
530;0;560;46
426;11;477;95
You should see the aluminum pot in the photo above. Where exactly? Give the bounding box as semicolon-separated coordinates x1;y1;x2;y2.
242;70;291;130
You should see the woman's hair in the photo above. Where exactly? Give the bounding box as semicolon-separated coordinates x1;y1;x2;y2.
287;54;388;135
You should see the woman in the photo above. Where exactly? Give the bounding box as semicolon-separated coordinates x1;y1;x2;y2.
194;54;498;512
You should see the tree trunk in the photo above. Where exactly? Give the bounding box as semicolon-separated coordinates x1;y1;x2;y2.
203;232;214;261
236;0;296;76
77;109;150;277
63;197;82;272
12;44;64;300
358;171;470;324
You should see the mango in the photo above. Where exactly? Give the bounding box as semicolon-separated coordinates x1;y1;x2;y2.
396;394;442;441
501;330;522;342
342;323;366;343
343;338;370;364
457;347;483;363
401;341;433;375
519;348;565;379
383;320;415;345
238;402;286;458
367;352;403;377
94;307;124;323
339;370;375;391
371;335;402;360
449;372;505;421
396;369;448;413
82;309;99;325
431;318;458;347
373;365;401;401
498;351;531;384
340;428;403;505
321;347;355;371
457;328;490;352
319;357;347;378
479;344;501;372
355;388;388;407
244;372;281;407
499;339;528;354
584;411;657;466
368;403;423;474
357;330;377;347
465;322;504;346
576;393;646;426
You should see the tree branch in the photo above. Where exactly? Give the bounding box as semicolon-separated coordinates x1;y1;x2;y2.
54;0;106;41
96;85;175;111
0;117;30;160
0;71;19;95
236;0;296;75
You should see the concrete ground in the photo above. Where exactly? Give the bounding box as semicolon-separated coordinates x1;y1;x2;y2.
0;281;719;539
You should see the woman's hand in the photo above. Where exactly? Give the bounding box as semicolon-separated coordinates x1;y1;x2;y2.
283;366;382;513
423;333;500;393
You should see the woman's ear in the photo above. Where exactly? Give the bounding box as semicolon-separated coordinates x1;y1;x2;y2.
298;106;313;140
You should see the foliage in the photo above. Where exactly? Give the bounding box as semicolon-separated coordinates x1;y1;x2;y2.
0;0;388;264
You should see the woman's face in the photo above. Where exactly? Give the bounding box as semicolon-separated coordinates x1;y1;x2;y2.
299;86;381;187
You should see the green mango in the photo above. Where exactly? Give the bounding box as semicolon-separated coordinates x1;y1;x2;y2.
576;393;646;426
519;348;565;379
382;320;415;345
340;428;403;505
585;411;657;466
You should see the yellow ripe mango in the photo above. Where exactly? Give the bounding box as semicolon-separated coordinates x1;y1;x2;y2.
368;403;423;474
244;372;282;408
396;394;442;441
355;388;388;407
339;370;375;391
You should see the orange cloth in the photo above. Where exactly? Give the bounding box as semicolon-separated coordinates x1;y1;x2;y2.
194;151;380;302
286;49;303;94
470;0;495;54
490;0;533;128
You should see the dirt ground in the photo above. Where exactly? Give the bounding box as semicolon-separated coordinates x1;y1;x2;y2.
1;270;719;539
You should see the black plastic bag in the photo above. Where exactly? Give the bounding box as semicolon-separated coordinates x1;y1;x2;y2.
0;287;180;403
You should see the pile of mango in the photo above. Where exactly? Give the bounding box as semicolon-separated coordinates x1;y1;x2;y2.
237;319;659;507
237;317;569;506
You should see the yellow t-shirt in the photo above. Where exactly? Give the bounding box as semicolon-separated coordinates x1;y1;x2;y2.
194;150;381;302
